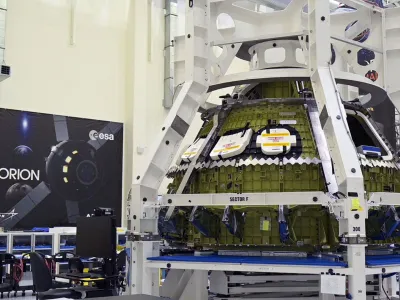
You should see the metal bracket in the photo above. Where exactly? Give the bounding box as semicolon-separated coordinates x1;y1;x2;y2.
340;236;367;245
127;233;162;242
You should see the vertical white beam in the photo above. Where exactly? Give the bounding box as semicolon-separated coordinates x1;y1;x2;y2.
347;245;367;299
163;0;176;108
308;1;366;299
128;241;160;295
308;1;365;196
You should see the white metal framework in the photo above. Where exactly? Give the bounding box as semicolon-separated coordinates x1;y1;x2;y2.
126;1;400;299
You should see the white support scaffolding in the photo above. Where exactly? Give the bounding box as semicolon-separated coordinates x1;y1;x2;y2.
158;191;332;207
127;1;400;299
308;1;366;297
126;0;210;294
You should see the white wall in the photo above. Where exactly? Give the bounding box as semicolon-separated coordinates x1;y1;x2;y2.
0;0;131;225
0;0;250;222
0;0;128;122
124;0;170;215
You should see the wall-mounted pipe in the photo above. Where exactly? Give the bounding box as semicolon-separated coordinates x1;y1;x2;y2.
70;0;77;46
163;0;176;108
0;0;7;63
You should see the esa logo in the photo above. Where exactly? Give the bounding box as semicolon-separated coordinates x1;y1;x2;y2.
89;130;114;141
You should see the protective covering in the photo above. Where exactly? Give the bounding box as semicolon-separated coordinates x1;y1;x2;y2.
222;206;245;240
158;208;187;241
367;206;400;240
189;206;221;239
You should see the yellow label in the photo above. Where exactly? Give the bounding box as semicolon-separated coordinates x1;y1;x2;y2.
262;142;290;147
183;151;197;156
213;145;240;152
262;133;290;137
351;198;363;211
262;220;270;231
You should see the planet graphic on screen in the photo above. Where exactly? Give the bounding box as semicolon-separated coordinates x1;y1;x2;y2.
5;183;32;203
13;145;33;166
14;145;33;157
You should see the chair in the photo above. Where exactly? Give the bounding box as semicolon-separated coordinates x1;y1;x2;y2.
68;258;84;274
13;253;35;296
0;254;14;298
30;252;81;300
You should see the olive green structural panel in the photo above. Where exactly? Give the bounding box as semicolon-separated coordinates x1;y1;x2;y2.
166;81;400;250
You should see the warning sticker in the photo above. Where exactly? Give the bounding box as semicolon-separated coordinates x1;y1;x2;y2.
279;120;297;125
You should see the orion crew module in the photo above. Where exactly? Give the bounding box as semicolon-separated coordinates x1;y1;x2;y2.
127;1;400;299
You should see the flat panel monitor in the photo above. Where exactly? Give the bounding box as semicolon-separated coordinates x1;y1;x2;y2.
76;216;116;258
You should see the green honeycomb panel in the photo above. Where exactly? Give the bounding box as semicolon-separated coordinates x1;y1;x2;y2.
261;81;312;99
191;164;324;194
262;81;299;98
189;208;281;247
187;206;340;248
288;206;329;246
198;120;214;138
166;81;400;250
363;166;396;194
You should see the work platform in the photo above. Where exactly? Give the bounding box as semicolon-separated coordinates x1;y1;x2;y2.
147;254;400;273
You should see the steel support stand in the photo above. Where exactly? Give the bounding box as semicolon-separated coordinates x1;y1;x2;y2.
178;270;208;300
161;269;208;300
127;240;160;295
308;0;367;299
347;245;367;299
160;269;185;298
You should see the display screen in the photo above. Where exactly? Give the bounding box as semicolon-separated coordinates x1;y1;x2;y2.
76;216;115;258
0;108;123;230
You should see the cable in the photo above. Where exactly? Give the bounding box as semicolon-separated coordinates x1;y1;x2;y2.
381;276;391;300
12;259;23;284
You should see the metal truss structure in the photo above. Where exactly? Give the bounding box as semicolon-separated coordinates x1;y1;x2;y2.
126;1;400;299
387;0;400;7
